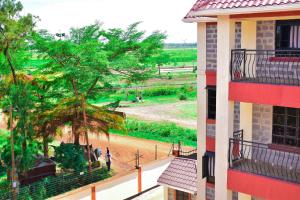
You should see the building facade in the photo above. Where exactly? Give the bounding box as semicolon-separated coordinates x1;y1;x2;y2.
184;1;300;200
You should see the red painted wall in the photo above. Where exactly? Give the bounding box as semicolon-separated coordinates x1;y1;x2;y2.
229;82;300;108
206;71;216;86
206;136;215;152
228;169;300;200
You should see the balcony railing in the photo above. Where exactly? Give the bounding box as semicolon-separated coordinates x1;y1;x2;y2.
231;49;300;86
229;138;300;184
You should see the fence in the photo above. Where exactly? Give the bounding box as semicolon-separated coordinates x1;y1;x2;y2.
51;158;172;200
229;138;300;184
0;168;110;200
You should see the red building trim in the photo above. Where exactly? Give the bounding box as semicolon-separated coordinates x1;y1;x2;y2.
206;70;216;86
206;119;216;124
206;136;215;152
206;22;217;25
206;182;215;188
230;10;300;19
228;169;300;200
229;82;300;108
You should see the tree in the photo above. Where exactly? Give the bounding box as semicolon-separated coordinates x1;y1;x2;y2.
0;0;36;191
32;22;166;171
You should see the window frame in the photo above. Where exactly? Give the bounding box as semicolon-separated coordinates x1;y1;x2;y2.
272;106;300;147
207;86;216;120
275;19;300;51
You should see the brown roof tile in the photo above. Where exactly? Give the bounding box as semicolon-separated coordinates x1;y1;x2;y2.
185;0;300;19
157;157;197;194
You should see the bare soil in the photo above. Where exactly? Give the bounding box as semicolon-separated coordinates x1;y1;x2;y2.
57;133;186;177
118;101;197;129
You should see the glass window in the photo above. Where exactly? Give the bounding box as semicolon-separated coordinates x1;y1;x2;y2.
275;20;300;56
207;87;216;120
176;190;190;200
272;106;300;147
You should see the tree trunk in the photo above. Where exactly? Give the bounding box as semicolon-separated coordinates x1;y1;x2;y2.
73;121;80;145
82;97;92;173
4;47;17;85
43;135;49;158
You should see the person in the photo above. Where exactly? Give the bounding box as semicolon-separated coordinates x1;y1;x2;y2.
105;147;112;171
95;147;102;160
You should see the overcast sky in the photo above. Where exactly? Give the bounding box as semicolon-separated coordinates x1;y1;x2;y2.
20;0;197;43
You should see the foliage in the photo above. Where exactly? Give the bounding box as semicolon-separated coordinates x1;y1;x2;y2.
113;118;197;147
0;135;41;173
178;93;187;101
160;48;197;67
54;143;86;172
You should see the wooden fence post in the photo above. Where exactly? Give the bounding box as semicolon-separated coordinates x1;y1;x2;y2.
91;186;96;200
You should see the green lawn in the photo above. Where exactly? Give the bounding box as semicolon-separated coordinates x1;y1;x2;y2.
162;48;197;67
112;118;197;147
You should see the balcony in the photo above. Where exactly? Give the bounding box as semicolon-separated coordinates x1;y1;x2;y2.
228;138;300;184
231;49;300;86
229;49;300;108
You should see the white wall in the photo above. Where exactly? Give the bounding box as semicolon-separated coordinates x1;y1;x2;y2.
52;158;172;200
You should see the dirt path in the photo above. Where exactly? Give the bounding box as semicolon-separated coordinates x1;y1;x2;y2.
57;133;192;178
118;101;197;129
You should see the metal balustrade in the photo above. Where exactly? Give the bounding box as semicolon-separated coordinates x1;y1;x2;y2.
231;49;300;86
229;138;300;184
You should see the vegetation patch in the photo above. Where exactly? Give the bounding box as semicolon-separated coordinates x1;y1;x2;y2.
112;118;197;147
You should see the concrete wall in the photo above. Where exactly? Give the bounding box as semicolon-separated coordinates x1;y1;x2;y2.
206;187;215;200
52;158;171;200
207;124;216;137
206;24;217;71
132;186;165;200
252;104;273;144
256;21;275;50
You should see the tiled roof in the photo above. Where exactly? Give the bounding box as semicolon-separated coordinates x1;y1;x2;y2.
185;0;300;19
157;157;197;194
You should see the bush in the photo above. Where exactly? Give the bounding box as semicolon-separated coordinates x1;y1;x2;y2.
142;86;179;97
54;143;86;172
123;119;197;147
178;93;187;101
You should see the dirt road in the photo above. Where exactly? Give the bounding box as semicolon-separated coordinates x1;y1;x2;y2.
58;133;190;177
118;101;197;129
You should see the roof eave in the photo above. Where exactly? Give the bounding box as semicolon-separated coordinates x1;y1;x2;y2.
189;3;300;17
157;183;197;195
182;16;217;23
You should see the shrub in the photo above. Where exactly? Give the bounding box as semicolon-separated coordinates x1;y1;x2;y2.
142;86;178;97
54;143;86;172
178;93;187;101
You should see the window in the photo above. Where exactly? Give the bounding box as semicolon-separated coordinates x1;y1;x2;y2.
202;151;215;184
272;106;300;147
276;20;300;51
207;87;216;119
176;190;190;200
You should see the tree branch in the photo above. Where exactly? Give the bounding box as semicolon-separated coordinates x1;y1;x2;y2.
87;77;99;97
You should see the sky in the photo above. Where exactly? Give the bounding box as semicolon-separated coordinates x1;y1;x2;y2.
20;0;197;43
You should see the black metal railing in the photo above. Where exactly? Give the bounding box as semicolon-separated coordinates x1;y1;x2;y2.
231;49;300;86
179;149;197;160
229;138;300;184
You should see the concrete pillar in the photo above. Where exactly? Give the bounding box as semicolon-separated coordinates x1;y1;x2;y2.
239;20;256;142
240;103;253;141
215;15;235;200
137;166;142;193
196;22;207;200
163;186;168;200
239;192;252;200
241;20;257;77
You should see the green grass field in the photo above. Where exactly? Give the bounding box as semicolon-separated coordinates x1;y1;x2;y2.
112;118;197;147
162;48;197;67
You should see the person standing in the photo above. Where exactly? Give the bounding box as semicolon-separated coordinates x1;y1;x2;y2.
105;147;112;171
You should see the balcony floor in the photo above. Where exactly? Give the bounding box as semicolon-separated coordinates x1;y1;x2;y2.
233;77;300;86
232;159;300;184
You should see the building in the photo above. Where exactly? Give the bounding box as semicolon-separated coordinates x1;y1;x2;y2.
182;1;300;200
